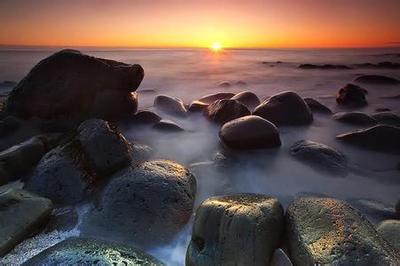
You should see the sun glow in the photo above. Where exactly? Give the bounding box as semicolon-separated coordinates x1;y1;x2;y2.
211;42;222;52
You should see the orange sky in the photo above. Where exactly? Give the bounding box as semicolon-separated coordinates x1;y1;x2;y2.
0;0;399;48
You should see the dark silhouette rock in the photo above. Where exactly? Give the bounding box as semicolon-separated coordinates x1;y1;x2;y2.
186;194;284;266
298;64;351;70
131;110;161;125
304;98;332;114
333;112;377;125
336;83;368;107
355;75;400;85
231;91;261;110
205;99;251;124
376;108;391;112
354;62;400;69
371;112;400;127
218;81;231;87
219;115;281;149
198;92;235;104
376;220;400;251
153;119;184;132
188;100;208;113
270;249;293;266
153;95;187;117
253;91;313;126
0;116;21;137
4;50;143;121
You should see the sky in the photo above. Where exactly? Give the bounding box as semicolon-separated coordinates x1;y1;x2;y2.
0;0;399;48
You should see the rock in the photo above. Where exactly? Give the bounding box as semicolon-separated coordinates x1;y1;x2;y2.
396;200;400;214
218;81;231;87
87;160;196;248
5;49;143;121
188;100;208;113
22;237;164;265
376;220;400;251
336;125;400;153
355;74;400;85
290;140;348;176
354;62;400;69
186;194;284;266
77;119;131;177
333;112;377;125
298;64;351;70
0;136;51;186
253;91;313;126
198;92;235;104
304;98;332;114
347;198;397;224
0;116;21;137
371;112;400;127
286;197;400;265
0;189;53;256
153;95;187;117
131;110;162;125
236;80;247;86
270;249;293;266
336;83;368;107
219;115;281;149
205;99;250;124
45;206;78;232
376;108;391;112
231;91;261;110
153;119;184;132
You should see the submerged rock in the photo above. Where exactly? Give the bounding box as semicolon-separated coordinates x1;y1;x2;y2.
371;112;400;127
231;91;261;110
153;95;187;117
336;83;368;107
219;115;281;149
197;92;235;104
376;220;400;251
188;100;208;113
130;143;154;163
333;112;377;125
354;62;400;69
355;74;400;85
304;98;332;114
298;64;351;70
4;49;143;121
153;119;184;132
0;189;53;256
253;91;313;126
205;99;250;125
186;194;284;266
131;110;161;125
218;81;231;87
336;125;400;153
23;237;164;265
286;197;400;265
86;160;196;248
290;140;348;176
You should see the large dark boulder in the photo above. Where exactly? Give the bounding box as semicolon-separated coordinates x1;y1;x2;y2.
231;91;261;110
4;49;143;121
186;194;284;266
304;98;332;114
286;197;400;265
290;140;348;176
219;115;281;149
376;220;400;251
333;112;377;126
84;160;196;248
188;100;209;113
131;110;162;125
372;112;400;127
153;119;184;132
0;189;53;256
205;99;250;124
22;237;164;265
355;75;400;85
198;92;235;104
336;125;400;153
336;83;368;107
153;95;187;117
253;91;313;126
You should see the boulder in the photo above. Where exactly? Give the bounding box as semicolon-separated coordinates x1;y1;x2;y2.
22;237;164;265
198;92;235;104
304;98;332;114
253;91;313;126
131;110;162;125
0;189;53;256
396;200;400;214
231;91;261;110
355;74;400;85
205;99;251;124
376;220;400;251
347;198;397;224
186;194;284;266
77;119;131;177
372;112;400;127
188;100;209;113
336;83;368;107
4;49;143;121
219;115;281;149
290;140;348;176
218;81;231;87
153;119;184;132
270;249;293;266
376;108;391;112
286;197;400;265
0;116;21;137
333;112;377;126
153;95;187;117
336;125;400;153
86;160;196;248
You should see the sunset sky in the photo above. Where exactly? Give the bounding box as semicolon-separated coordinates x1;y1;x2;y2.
0;0;399;48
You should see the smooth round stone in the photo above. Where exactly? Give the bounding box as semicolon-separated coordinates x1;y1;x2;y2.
205;99;250;125
355;74;400;85
336;83;368;107
231;91;261;110
304;98;332;114
153;119;184;132
153;95;187;117
188;100;209;113
372;112;400;127
333;112;377;126
197;92;235;104
132;110;161;125
219;115;281;149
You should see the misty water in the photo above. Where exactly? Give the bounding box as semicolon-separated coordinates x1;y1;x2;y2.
1;48;400;265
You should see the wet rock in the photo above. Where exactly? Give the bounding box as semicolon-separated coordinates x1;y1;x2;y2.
336;125;400;153
376;220;400;251
336;83;368;107
186;194;284;266
355;74;400;85
0;189;53;256
205;99;251;124
231;91;261;110
219;115;281;149
218;81;231;87
198;92;235;104
286;197;400;265
131;110;162;125
153;119;184;132
77;119;131;177
290;140;348;176
347;198;397;224
333;112;377;126
298;64;351;70
304;98;332;114
45;206;79;232
270;249;293;266
371;112;400;127
153;95;187;117
86;160;196;248
253;91;313;126
22;237;164;265
4;49;143;121
188;100;208;113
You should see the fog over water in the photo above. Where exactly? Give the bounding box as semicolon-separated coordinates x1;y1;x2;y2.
1;47;400;265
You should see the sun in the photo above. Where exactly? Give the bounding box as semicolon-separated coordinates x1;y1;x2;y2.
211;42;222;52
